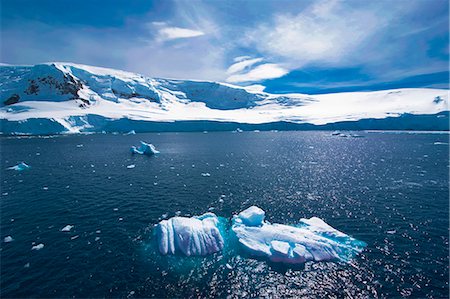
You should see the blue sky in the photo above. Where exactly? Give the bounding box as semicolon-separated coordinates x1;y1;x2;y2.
2;0;448;94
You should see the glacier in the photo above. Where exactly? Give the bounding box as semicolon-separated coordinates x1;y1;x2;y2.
0;63;448;134
156;213;225;256
130;141;159;155
231;206;367;264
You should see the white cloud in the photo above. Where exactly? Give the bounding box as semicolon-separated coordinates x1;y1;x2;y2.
245;0;387;68
227;57;263;74
157;26;205;41
226;63;288;83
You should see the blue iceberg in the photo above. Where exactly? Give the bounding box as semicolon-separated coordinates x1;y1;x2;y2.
131;141;159;155
156;213;224;256
153;206;366;264
231;206;366;264
8;162;31;171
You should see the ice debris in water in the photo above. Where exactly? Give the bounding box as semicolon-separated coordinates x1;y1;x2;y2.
31;243;45;250
131;141;159;155
201;173;211;177
4;236;14;243
231;206;366;264
61;225;74;232
8;162;31;171
124;130;136;135
127;164;136;169
157;213;224;256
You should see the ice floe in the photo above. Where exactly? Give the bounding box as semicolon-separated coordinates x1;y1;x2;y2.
131;141;159;155
61;225;74;232
4;236;14;243
231;206;366;264
124;130;136;135
7;162;31;171
31;243;45;250
156;213;224;256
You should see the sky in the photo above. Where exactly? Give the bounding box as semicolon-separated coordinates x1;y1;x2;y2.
1;0;449;94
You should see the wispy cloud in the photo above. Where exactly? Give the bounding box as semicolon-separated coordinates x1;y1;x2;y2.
226;57;263;74
226;62;288;83
152;22;205;42
245;0;384;68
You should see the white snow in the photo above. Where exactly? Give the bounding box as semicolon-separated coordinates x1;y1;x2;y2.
156;212;224;256
61;225;74;232
1;63;447;134
231;206;366;264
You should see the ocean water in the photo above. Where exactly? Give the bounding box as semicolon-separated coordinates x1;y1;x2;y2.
1;131;448;298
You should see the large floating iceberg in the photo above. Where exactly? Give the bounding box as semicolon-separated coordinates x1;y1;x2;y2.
154;206;366;264
231;206;366;264
131;141;159;155
156;213;224;256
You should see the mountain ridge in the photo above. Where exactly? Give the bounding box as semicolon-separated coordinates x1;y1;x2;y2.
0;62;448;134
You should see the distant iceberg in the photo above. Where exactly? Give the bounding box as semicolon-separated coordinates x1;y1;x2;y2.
124;130;136;135
156;213;224;256
131;141;159;155
7;162;31;171
231;206;366;264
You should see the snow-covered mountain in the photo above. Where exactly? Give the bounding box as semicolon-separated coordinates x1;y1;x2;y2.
0;63;448;134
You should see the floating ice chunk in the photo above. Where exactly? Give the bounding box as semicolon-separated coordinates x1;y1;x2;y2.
235;206;265;226
131;141;159;155
8;162;31;171
156;213;224;256
4;236;14;243
31;243;44;250
124;130;136;135
61;225;74;232
127;164;136;169
231;206;366;264
434;142;448;145
201;172;211;177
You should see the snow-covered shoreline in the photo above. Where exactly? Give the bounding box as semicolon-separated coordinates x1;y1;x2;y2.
1;63;448;134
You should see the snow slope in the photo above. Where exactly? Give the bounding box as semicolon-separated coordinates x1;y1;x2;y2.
0;63;448;134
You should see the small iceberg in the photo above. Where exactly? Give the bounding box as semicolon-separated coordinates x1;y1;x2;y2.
31;243;44;250
131;141;160;155
156;213;224;256
231;206;366;264
124;130;136;135
8;162;31;171
61;225;74;232
4;236;14;243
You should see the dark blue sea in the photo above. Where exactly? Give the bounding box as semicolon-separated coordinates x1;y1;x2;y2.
1;131;448;298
